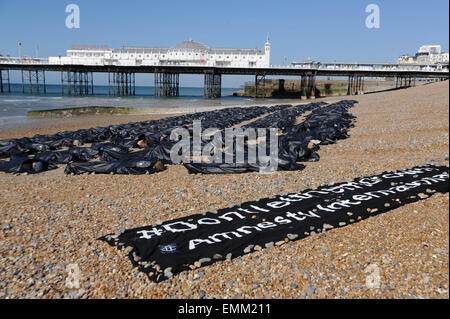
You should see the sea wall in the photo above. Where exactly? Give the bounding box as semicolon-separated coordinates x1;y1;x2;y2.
233;78;401;98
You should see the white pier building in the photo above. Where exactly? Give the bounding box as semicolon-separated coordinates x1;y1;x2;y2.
49;38;271;68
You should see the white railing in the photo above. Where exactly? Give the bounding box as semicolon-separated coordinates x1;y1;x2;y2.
1;56;448;73
0;56;49;64
290;61;449;73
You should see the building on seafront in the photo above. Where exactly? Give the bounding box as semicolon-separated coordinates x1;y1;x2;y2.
398;45;449;66
49;38;271;68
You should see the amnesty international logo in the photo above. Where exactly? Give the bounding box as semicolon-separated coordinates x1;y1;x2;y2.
159;243;178;254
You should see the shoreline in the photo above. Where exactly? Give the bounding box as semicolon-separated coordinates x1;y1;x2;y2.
0;83;430;139
0;94;354;139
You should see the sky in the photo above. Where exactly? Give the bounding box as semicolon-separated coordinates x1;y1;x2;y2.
0;0;448;87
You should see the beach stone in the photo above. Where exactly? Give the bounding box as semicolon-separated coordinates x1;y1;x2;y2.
287;233;298;240
243;245;254;253
306;286;315;297
265;242;274;248
164;267;173;278
199;258;211;265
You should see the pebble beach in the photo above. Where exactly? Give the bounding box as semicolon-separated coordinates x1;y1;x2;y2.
0;81;448;299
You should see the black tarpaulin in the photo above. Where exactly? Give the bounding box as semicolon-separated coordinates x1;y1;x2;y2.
0;101;358;175
100;164;449;282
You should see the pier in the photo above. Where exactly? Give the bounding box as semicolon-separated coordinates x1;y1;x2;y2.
0;58;448;99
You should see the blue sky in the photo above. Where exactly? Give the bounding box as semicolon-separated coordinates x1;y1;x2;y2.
0;0;448;87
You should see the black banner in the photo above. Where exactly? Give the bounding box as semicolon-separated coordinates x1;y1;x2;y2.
100;164;449;282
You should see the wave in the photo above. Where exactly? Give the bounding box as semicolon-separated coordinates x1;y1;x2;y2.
1;99;31;103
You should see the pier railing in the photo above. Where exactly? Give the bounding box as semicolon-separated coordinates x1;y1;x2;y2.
291;61;448;73
0;57;49;64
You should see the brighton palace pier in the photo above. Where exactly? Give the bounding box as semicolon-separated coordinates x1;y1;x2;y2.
0;38;448;98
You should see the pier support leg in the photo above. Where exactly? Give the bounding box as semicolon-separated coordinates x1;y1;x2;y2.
162;73;167;96
154;72;160;97
114;72;117;96
120;72;127;96
117;72;120;96
348;75;365;95
83;73;86;95
0;70;8;94
310;74;316;99
36;71;40;94
113;72;117;96
21;70;25;93
27;71;45;95
0;69;11;93
356;76;360;94
128;73;131;96
204;72;221;99
61;71;80;96
120;72;123;96
300;76;306;99
306;75;311;98
175;73;180;97
155;72;180;97
121;72;124;96
79;72;83;95
120;72;124;96
306;74;316;99
61;72;64;95
347;76;352;95
73;72;77;95
116;72;120;96
28;71;32;94
83;72;87;95
262;75;265;99
7;70;10;93
90;72;93;95
43;71;46;94
67;72;72;95
254;75;258;99
253;74;265;99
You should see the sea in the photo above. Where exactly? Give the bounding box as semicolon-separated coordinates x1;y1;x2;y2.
0;84;278;130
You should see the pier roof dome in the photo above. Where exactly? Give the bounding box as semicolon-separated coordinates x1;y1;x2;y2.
171;39;210;52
